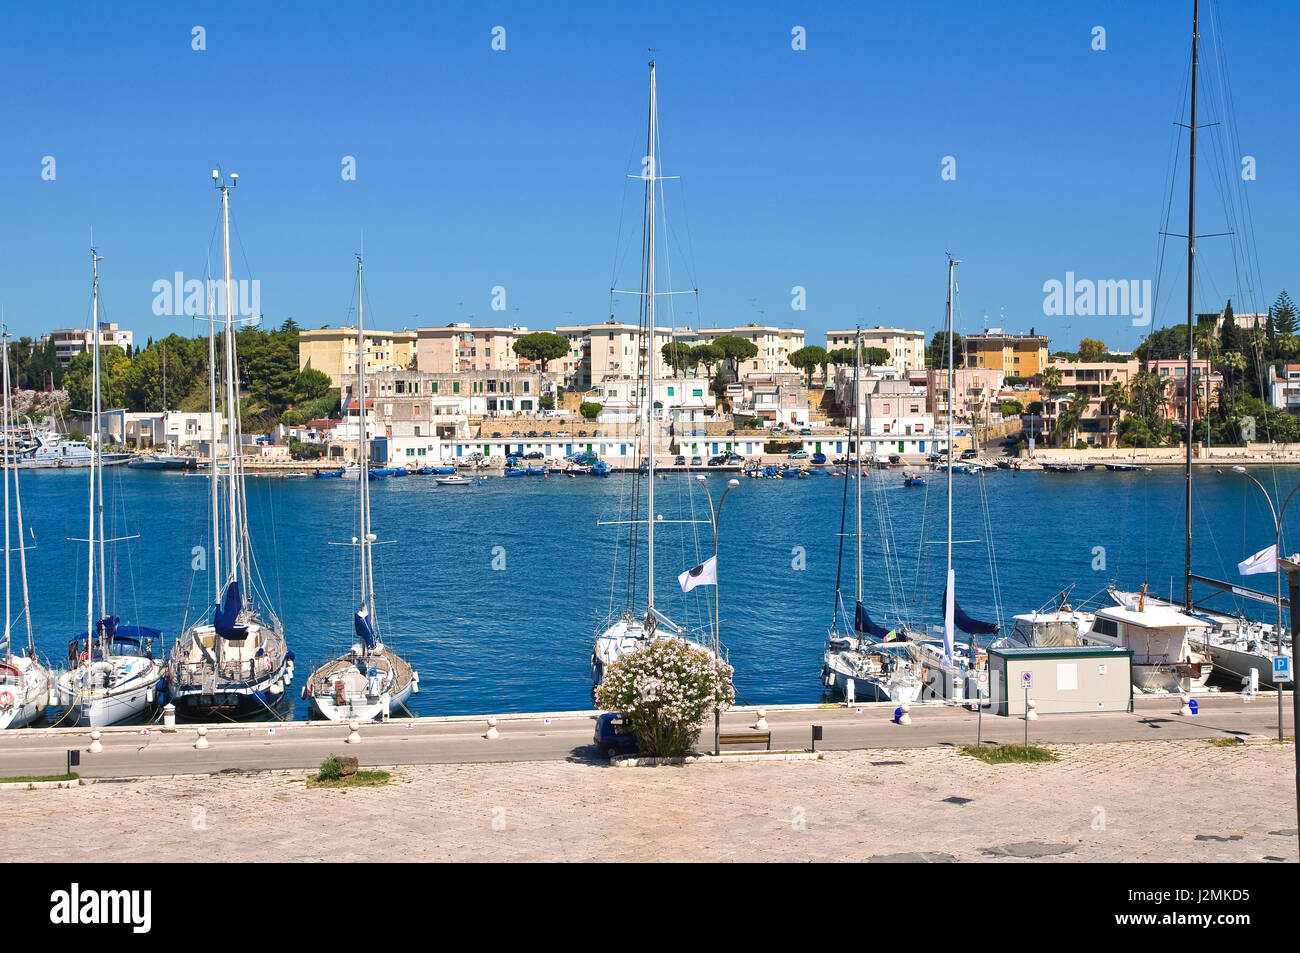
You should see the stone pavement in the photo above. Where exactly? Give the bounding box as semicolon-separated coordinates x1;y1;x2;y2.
2;739;1294;862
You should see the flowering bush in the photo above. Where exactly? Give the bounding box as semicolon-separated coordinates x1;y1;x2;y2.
595;637;735;757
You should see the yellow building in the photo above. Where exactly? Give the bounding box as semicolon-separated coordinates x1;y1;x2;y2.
962;330;1050;378
299;327;418;388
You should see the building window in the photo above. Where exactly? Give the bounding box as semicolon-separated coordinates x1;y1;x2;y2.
453;382;460;393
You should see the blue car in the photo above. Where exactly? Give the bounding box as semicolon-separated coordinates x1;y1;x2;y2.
812;452;827;465
593;713;638;758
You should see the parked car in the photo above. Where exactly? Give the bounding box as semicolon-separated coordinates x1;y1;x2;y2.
542;430;552;438
799;427;812;436
527;430;538;438
812;452;827;465
725;428;736;436
491;431;501;438
723;451;743;463
557;430;570;437
690;456;703;466
593;713;638;759
674;455;686;466
593;429;603;437
691;428;707;436
960;448;979;460
789;449;809;459
524;451;545;460
511;431;521;438
707;455;726;467
578;430;588;437
927;451;943;463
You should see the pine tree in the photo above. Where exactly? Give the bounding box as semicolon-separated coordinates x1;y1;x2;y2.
1273;290;1298;335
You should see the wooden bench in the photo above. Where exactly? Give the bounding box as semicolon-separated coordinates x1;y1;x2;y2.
717;731;771;751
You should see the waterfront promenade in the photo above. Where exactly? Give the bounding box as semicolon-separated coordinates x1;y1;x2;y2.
1;695;1293;862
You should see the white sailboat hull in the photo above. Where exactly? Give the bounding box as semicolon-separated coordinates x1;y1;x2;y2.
57;659;164;728
0;656;52;729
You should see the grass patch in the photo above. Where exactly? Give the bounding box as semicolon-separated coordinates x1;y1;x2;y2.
958;744;1058;764
0;773;80;783
1209;737;1244;747
306;770;391;789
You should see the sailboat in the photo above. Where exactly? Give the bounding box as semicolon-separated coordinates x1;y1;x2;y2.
912;257;997;705
1102;1;1236;692
166;171;294;718
56;246;166;727
1;330;53;730
591;60;717;684
303;254;418;720
821;328;923;703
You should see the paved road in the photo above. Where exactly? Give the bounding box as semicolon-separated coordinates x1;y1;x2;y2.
0;693;1291;779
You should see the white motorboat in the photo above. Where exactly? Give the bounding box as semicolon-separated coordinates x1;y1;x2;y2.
1080;596;1213;693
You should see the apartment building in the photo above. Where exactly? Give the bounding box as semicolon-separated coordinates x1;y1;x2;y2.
42;323;133;366
415;323;532;374
963;329;1050;379
926;368;1006;425
826;327;926;374
695;324;804;379
554;320;675;391
298;327;418;387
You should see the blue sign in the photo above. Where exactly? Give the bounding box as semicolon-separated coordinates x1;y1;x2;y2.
1273;656;1292;683
1188;699;1198;715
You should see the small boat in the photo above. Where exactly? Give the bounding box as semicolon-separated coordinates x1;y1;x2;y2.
1104;462;1149;472
367;467;395;479
903;474;926;487
504;467;525;477
431;466;456;475
525;466;548;476
435;474;470;486
391;468;409;477
305;252;418;723
590;461;611;477
1041;463;1083;473
315;468;345;478
415;467;435;475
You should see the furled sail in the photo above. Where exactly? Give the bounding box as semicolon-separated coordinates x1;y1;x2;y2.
854;601;891;638
941;584;998;635
214;580;249;638
354;607;378;650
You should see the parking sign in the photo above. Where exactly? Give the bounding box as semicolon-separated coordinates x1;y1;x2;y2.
1021;671;1033;690
1274;656;1292;684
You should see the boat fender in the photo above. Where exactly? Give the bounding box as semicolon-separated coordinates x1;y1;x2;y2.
0;691;13;708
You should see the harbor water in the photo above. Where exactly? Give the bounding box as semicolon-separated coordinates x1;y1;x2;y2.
11;464;1291;718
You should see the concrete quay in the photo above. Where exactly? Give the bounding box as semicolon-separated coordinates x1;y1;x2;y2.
0;692;1290;781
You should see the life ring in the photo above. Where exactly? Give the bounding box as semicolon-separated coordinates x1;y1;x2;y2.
80;651;89;663
0;691;14;708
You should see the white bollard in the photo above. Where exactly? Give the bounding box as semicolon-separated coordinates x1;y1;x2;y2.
898;703;911;726
1026;699;1038;721
485;717;499;740
162;704;176;728
755;708;769;731
846;679;856;706
88;730;103;754
194;726;209;750
346;720;361;744
1179;695;1193;716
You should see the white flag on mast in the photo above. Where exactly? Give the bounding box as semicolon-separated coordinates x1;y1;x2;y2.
943;568;955;667
678;556;718;592
1238;544;1277;576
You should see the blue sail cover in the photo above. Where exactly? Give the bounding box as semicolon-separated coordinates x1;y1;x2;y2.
940;585;999;635
354;609;377;650
214;581;249;639
854;601;891;638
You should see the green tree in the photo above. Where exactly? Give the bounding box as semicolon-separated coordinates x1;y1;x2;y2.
928;331;962;369
1039;364;1063;398
863;346;890;366
1272;290;1297;336
788;345;828;387
999;399;1023;417
294;367;332;402
711;335;759;381
661;341;694;377
1078;338;1107;362
512;332;570;372
246;335;298;413
579;401;602;420
691;343;723;379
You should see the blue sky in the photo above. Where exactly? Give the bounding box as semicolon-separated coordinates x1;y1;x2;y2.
2;0;1297;353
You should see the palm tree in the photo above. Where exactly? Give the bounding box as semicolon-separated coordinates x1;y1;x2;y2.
1103;379;1128;448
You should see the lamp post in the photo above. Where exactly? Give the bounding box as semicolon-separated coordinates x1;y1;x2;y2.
1275;553;1300;862
696;474;739;756
1230;465;1300;742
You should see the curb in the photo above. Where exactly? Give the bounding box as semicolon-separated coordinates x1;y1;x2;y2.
0;779;81;790
611;750;822;767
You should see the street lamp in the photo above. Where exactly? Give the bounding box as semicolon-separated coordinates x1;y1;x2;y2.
1230;465;1300;741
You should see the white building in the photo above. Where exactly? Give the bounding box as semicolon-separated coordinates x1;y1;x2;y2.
826;327;927;374
594;375;715;427
43;323;133;366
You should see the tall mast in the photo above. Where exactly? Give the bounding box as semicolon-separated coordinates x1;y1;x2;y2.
218;174;240;588
86;247;101;654
645;59;658;614
854;327;863;606
357;252;375;635
207;257;221;602
9;345;35;656
944;256;960;665
2;331;10;663
1183;0;1198;610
